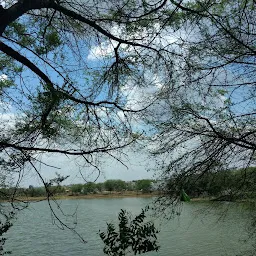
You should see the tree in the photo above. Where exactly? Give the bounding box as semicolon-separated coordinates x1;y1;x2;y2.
135;180;152;193
70;184;83;194
26;186;46;197
83;182;97;194
0;210;14;255
104;179;126;192
99;209;159;256
95;182;104;193
142;0;256;207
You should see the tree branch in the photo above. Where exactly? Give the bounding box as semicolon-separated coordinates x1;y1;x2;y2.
0;139;135;156
0;40;143;112
0;0;53;35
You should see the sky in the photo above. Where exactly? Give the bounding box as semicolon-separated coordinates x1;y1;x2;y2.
19;149;155;187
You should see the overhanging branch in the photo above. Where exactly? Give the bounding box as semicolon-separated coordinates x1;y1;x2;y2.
0;139;135;156
0;41;142;112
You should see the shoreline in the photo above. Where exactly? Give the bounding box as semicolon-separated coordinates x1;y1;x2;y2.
5;193;255;203
8;192;158;202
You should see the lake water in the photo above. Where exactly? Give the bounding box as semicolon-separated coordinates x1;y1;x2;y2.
5;197;254;256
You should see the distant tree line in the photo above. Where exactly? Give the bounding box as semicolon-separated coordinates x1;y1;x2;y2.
68;179;155;195
1;167;255;200
0;179;156;198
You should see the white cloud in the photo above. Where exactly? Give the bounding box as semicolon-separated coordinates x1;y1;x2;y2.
0;112;16;121
87;25;122;60
87;41;118;60
87;23;179;61
121;74;164;112
0;1;5;7
0;1;18;8
0;103;17;130
0;74;8;81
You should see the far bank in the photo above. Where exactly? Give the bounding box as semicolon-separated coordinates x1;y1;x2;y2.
9;191;159;202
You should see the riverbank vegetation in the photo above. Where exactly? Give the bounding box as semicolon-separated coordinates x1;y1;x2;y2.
0;179;156;200
168;167;256;202
1;166;255;202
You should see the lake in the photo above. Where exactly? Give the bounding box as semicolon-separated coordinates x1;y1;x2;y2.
5;197;254;255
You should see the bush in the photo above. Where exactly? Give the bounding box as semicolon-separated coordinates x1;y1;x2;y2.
99;209;159;256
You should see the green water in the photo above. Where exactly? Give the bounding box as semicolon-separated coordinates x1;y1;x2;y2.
5;198;254;255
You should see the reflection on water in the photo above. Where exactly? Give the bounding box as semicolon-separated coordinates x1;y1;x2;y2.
5;198;254;256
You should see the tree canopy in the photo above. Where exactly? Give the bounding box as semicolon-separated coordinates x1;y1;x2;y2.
0;0;180;195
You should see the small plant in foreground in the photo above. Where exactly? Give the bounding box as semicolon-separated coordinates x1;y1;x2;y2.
99;209;160;256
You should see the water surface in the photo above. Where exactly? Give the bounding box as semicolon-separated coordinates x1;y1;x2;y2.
5;198;253;255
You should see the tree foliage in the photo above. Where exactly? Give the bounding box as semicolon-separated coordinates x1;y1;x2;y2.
0;211;14;255
143;0;256;210
99;209;159;256
135;180;152;193
104;179;127;192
